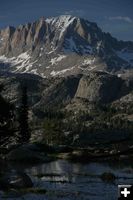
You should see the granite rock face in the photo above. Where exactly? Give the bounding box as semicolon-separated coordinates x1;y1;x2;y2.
0;72;132;113
75;71;124;103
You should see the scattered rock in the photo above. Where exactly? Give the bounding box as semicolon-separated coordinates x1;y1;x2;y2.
0;170;33;190
9;172;33;189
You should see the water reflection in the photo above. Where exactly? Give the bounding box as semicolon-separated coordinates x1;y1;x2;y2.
25;159;133;178
3;160;133;200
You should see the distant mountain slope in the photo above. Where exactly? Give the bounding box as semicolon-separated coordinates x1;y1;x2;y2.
0;71;132;112
0;15;133;78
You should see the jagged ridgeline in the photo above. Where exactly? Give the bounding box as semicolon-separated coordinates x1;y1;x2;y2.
0;15;133;78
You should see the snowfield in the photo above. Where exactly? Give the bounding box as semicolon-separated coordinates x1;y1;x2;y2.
50;55;67;65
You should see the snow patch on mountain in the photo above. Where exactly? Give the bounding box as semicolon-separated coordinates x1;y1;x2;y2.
0;52;31;65
30;69;38;75
0;52;36;73
82;57;95;65
50;66;75;76
18;52;30;60
0;38;4;43
12;52;32;72
0;55;9;63
46;15;76;39
78;57;97;71
50;55;67;65
64;37;93;54
96;41;102;52
46;50;55;55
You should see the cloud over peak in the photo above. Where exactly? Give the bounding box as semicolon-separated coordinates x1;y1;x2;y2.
109;16;132;23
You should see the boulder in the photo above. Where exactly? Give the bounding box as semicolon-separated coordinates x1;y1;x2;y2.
8;172;33;189
0;170;33;190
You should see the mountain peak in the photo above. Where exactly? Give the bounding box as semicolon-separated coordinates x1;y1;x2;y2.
0;15;133;78
45;15;77;39
46;15;76;22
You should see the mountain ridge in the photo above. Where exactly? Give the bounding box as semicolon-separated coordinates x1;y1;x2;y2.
0;15;133;78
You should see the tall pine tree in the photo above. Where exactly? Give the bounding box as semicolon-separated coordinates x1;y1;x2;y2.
18;85;30;144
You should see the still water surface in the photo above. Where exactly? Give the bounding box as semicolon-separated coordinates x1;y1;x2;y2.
4;159;133;200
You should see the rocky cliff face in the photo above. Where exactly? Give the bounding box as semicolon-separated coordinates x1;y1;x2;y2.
0;72;132;118
1;71;132;145
75;72;124;104
0;15;133;78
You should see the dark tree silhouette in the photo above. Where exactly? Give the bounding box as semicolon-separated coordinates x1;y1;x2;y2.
18;85;30;144
0;85;15;148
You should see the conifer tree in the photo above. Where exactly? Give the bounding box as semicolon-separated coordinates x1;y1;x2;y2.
18;85;30;144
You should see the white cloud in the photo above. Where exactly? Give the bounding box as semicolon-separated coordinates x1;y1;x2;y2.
57;10;86;17
109;16;132;23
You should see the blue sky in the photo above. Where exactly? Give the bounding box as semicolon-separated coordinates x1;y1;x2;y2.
0;0;133;41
